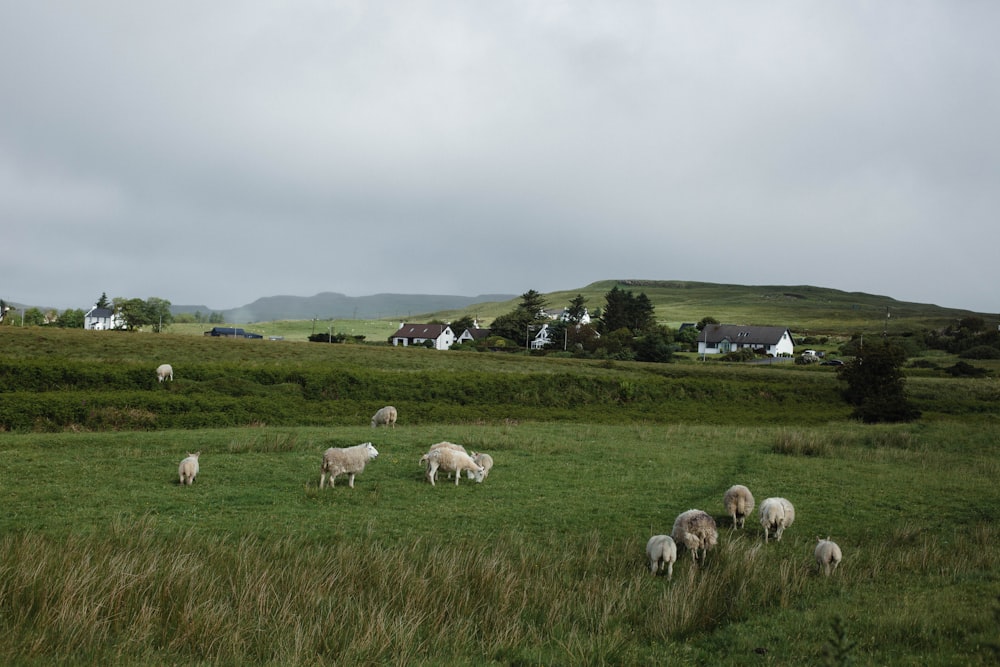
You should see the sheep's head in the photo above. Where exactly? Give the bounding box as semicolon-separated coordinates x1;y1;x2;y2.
472;465;486;483
188;451;200;459
363;442;379;459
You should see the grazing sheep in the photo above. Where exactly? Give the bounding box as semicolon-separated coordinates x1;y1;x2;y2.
466;452;494;481
759;497;796;542
424;441;468;480
815;537;843;575
723;484;755;529
420;446;484;486
320;442;379;489
645;534;677;579
671;509;718;563
178;451;200;485
370;406;397;428
156;364;173;382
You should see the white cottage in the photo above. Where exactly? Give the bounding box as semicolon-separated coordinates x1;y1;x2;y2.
390;323;456;350
84;306;123;331
696;325;795;357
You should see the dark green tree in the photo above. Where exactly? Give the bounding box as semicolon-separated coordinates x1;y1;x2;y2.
600;286;632;333
21;307;46;326
838;338;920;423
488;290;549;346
113;296;173;332
449;315;476;335
96;292;110;309
634;327;675;363
58;308;86;328
564;294;588;324
146;297;173;332
599;286;655;334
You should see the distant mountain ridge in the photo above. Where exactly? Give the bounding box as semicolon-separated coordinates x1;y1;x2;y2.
171;292;518;323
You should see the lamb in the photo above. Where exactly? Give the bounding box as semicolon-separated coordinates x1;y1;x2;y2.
420;446;484;486
723;484;755;529
156;364;173;382
814;537;843;575
759;497;796;542
320;442;379;489
370;406;397;428
645;534;677;579
466;452;494;481
671;509;718;563
178;451;200;485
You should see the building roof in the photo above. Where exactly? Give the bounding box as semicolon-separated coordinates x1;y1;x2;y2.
85;307;115;318
701;324;793;346
460;327;491;340
391;323;451;339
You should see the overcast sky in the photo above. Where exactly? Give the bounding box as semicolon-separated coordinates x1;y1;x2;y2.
3;1;997;314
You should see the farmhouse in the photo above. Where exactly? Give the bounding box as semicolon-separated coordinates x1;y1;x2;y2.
390;323;456;350
84;306;123;331
696;324;795;357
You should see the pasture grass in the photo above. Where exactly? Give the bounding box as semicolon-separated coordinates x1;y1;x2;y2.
1;421;997;665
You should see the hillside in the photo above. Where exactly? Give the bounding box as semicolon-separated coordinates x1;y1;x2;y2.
419;280;993;336
165;280;993;338
171;291;517;323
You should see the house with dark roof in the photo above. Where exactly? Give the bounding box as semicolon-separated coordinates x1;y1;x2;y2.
696;324;795;357
84;306;123;331
390;323;456;350
456;327;491;345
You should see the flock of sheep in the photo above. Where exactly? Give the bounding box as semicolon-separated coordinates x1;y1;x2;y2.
163;365;840;577
173;401;494;492
647;484;843;579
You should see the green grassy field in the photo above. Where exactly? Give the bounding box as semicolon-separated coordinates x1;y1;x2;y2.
0;327;998;665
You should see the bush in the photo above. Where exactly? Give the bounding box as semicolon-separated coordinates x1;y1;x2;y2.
958;345;1000;360
945;361;990;378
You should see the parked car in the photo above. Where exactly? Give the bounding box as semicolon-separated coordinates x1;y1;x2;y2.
205;327;263;339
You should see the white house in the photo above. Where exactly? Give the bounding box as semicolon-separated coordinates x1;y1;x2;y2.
390;323;456;350
530;324;551;350
84;306;123;331
696;325;795;357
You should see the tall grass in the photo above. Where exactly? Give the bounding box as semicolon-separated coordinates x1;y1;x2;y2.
2;516;996;665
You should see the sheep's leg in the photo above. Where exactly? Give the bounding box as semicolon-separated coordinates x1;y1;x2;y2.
454;469;461;485
666;561;673;580
427;463;436;486
348;473;355;488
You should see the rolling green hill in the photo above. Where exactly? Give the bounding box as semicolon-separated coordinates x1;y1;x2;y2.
420;279;994;336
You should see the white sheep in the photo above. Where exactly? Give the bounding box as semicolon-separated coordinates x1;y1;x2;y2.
178;451;200;485
671;509;718;563
814;537;843;575
420;446;484;486
320;442;379;489
645;534;677;579
370;406;397;428
759;497;796;542
723;484;755;529
466;452;493;481
156;364;173;382
425;441;468;480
